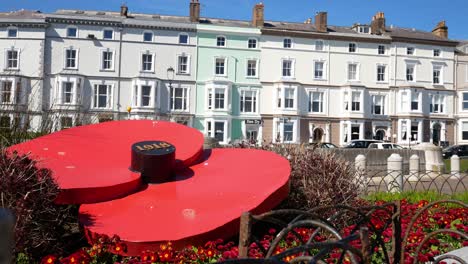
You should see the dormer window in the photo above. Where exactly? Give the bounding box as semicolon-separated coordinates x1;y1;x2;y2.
358;26;370;34
7;28;17;38
283;38;292;48
216;36;226;47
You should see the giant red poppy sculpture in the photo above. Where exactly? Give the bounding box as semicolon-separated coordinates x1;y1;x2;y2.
8;120;290;255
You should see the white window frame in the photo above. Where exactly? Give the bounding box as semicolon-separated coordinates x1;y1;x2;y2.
248;38;258;49
378;45;386;55
143;31;154;42
406;63;416;82
283;38;293;49
100;49;115;71
61;81;74;104
140;51;155;73
348;43;357;53
429;93;445;114
0;78;18;104
239;88;259;114
169;85;190;112
371;94;386;115
462;92;468;112
315;40;324;51
206;85;229;111
376;64;387;83
273;117;299;144
276;85;297;110
308;90;324;113
246;58;259;78
432;64;443;85
5;47;20;70
132;79;158;108
7;27;17;38
410;90;421;112
54;76;82;106
63;47;79;70
205;119;229;144
66;26;78;38
347;62;360;82
214;57;228;77
176;53;191;75
216;35;226;47
313;60;326;80
433;49;441;57
91;83;113;109
281;58;295;79
102;28;114;40
461;120;468;141
178;33;189;45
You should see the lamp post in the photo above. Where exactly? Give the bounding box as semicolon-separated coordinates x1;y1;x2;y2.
167;67;175;121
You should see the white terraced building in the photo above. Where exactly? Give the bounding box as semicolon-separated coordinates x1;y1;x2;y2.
0;2;465;147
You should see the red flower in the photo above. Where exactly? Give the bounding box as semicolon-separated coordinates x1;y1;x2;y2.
41;255;58;264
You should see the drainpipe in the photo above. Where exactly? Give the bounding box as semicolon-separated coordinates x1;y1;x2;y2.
117;25;124;119
454;52;458;144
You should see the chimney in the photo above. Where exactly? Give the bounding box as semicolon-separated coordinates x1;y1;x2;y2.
120;4;128;17
371;12;386;34
252;2;264;27
432;21;448;39
304;18;312;24
189;0;200;23
315;12;327;33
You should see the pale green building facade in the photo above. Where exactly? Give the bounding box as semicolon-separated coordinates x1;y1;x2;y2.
193;23;262;144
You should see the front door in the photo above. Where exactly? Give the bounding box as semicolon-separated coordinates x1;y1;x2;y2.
432;123;441;146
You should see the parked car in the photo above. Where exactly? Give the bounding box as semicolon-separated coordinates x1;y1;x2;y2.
368;143;405;149
343;140;383;149
442;144;468;159
307;142;338;149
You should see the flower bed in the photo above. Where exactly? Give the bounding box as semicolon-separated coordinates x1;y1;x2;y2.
40;199;467;264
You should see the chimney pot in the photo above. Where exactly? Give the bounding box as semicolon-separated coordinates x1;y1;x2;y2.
315;12;327;33
252;2;264;28
120;4;128;17
189;0;200;23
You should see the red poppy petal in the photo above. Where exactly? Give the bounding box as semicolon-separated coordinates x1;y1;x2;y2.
8;120;204;204
79;148;290;255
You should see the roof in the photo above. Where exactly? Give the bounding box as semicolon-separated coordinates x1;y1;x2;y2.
0;9;46;26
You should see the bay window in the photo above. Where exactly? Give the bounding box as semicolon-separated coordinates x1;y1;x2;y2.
429;94;444;113
276;86;297;110
351;91;361;111
463;92;468;111
462;122;468;140
371;95;385;115
55;77;81;105
240;90;257;113
1;81;12;103
133;81;156;108
207;87;227;110
308;91;324;113
411;91;420;111
92;84;112;109
62;82;74;104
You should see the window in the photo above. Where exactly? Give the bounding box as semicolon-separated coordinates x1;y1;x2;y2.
349;43;356;53
411;122;419;141
351;91;361;111
463;93;468;110
65;48;77;69
282;59;293;77
101;50;113;70
179;33;189;44
378;45;385;55
1;81;12;103
411;92;420;111
141;53;154;72
401;91;409;111
93;84;112;109
248;39;257;49
315;40;324;51
284;88;295;109
215;58;226;76
246;60;257;77
206;120;227;143
433;65;442;84
170;86;188;111
347;63;358;81
6;49;19;69
67;27;77;38
60;117;73;130
429;94;444;113
407;47;414;55
463;122;468;140
283;38;292;48
178;55;189;74
358;26;370;34
433;49;441;57
143;32;153;42
275;119;296;143
141;85;152;107
406;64;415;81
283;122;294;142
401;120;408;141
309;91;323;113
216;36;226;47
133;83;155;107
314;61;324;79
62;82;74;104
343;91;349;111
103;29;113;40
214;121;226;143
240;90;257;113
7;28;17;38
377;65;386;82
372;95;385;115
207;88;226;110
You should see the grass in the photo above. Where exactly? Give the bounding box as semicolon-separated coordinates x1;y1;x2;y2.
364;190;468;204
444;158;468;172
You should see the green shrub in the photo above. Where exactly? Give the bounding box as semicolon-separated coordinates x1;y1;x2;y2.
365;190;468;203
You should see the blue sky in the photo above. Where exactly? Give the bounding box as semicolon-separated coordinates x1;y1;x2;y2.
2;0;468;40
